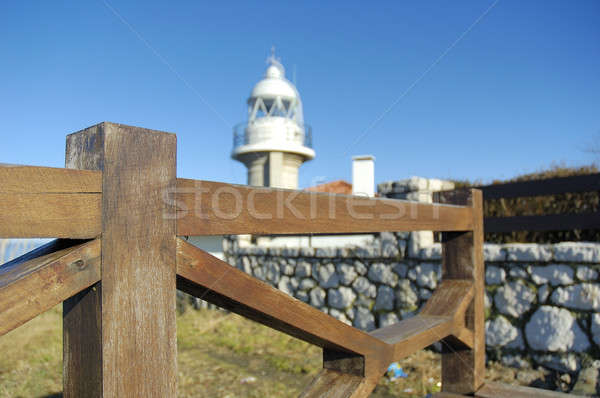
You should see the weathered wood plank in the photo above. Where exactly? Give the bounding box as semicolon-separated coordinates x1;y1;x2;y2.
299;369;377;398
0;193;101;238
369;315;454;361
0;174;473;238
176;238;387;357
369;315;450;346
0;239;100;336
63;125;104;397
420;280;473;319
175;179;474;235
476;382;584;398
0;164;101;238
437;189;485;395
0;165;101;193
63;122;178;398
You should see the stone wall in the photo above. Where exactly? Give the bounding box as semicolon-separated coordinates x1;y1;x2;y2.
223;235;600;375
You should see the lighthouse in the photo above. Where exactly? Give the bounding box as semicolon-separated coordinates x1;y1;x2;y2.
232;50;315;189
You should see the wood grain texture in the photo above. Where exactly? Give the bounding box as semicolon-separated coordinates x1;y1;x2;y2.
63;123;105;398
63;122;178;397
175;179;473;235
420;280;473;319
0;239;100;337
102;123;177;397
476;382;584;398
437;189;485;395
299;369;378;398
0;193;101;238
0;174;472;238
0;165;101;193
369;315;454;361
0;164;101;238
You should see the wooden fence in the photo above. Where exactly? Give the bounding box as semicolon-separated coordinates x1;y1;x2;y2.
477;173;600;234
0;122;572;397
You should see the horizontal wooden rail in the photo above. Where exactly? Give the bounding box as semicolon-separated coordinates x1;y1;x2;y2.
0;165;101;238
0;167;474;238
0;164;101;193
175;179;474;235
485;212;600;233
0;193;101;238
0;239;101;336
478;173;600;200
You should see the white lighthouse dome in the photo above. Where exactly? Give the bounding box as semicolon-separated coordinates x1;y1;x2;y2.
250;64;299;101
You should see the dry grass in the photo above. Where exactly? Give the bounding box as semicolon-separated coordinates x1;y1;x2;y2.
0;305;549;398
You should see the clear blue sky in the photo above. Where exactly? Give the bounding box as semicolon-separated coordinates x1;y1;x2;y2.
1;1;598;187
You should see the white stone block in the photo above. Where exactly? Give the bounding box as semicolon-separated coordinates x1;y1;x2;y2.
328;286;357;309
551;283;600;311
379;312;400;328
494;281;535;318
409;262;441;290
486;316;521;347
374;285;395;310
353;307;375;331
484;244;506;262
336;262;358;285
554;242;600;263
576;266;598;281
428;178;454;192
309;287;326;307
313;262;340;288
352;276;376;298
395;280;418;309
407;176;429;191
530;264;574;286
486;265;506;285
367;263;398;286
419;242;442;260
505;243;553;262
525;306;590;352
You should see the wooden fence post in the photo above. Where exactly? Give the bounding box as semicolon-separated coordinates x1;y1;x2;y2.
63;122;177;397
437;189;485;394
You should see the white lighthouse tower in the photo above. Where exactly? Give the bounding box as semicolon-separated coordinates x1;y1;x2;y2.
232;50;315;189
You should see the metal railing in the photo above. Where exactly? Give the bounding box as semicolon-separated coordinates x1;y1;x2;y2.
232;121;313;148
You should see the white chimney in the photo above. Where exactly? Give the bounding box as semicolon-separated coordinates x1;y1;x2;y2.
352;155;375;197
